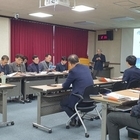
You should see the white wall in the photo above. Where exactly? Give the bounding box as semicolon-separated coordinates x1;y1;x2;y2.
120;28;133;72
0;17;10;61
95;29;122;77
87;31;96;61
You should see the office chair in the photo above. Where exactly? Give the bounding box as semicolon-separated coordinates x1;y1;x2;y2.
127;80;140;89
65;85;101;138
99;81;127;95
111;81;127;91
126;127;140;140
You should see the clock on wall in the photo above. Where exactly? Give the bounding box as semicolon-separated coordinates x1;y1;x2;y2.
98;34;108;41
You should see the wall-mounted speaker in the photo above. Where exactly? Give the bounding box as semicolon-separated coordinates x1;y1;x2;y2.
106;30;113;40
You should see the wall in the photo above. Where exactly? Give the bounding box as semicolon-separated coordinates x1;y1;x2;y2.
120;28;133;72
95;29;122;77
87;31;96;61
0;17;10;60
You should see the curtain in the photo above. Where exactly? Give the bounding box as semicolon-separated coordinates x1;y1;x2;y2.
11;19;53;63
54;26;88;64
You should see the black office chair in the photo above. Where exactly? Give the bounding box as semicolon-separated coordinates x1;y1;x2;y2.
65;85;101;138
100;81;127;95
126;127;140;140
127;80;140;89
111;81;127;91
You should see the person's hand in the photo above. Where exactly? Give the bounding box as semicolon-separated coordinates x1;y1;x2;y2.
63;70;68;73
0;72;4;76
98;57;101;60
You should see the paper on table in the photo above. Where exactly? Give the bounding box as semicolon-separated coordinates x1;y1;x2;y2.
40;71;47;75
7;72;17;77
107;92;138;101
129;89;140;93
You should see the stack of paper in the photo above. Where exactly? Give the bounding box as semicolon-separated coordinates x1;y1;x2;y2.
106;92;138;101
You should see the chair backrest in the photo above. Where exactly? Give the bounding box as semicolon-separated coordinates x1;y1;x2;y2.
83;85;100;100
112;81;127;91
127;80;140;89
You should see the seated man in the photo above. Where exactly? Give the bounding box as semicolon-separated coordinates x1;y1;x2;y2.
23;56;28;71
9;54;26;73
123;55;140;87
27;55;40;73
107;100;140;140
0;55;10;75
60;54;93;126
39;54;53;71
55;56;67;72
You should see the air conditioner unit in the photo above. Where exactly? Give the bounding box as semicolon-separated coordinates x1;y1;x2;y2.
44;0;70;7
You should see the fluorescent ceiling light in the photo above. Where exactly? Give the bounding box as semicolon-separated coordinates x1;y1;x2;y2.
72;5;95;12
111;17;135;21
29;12;53;18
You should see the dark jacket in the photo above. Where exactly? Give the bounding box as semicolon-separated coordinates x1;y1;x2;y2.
131;100;140;118
0;64;10;75
27;63;39;73
92;54;106;70
56;63;67;72
123;66;140;87
62;64;93;108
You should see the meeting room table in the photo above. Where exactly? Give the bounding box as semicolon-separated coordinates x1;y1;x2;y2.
90;89;139;140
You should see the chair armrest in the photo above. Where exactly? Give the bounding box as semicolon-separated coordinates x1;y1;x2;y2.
104;88;112;92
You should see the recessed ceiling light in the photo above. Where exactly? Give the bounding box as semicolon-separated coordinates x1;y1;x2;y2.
72;5;95;12
29;12;53;18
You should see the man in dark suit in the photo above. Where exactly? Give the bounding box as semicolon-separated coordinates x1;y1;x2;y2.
55;56;67;72
27;55;40;73
23;56;28;71
92;48;106;78
0;55;10;75
60;54;93;126
123;55;140;87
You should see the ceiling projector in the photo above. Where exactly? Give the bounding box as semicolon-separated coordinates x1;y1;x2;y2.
44;0;70;7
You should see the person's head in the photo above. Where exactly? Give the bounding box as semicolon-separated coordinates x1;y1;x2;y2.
45;54;52;63
68;54;79;69
32;55;39;64
61;56;67;65
15;54;24;65
1;55;9;66
23;56;28;63
126;55;137;67
97;48;102;55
